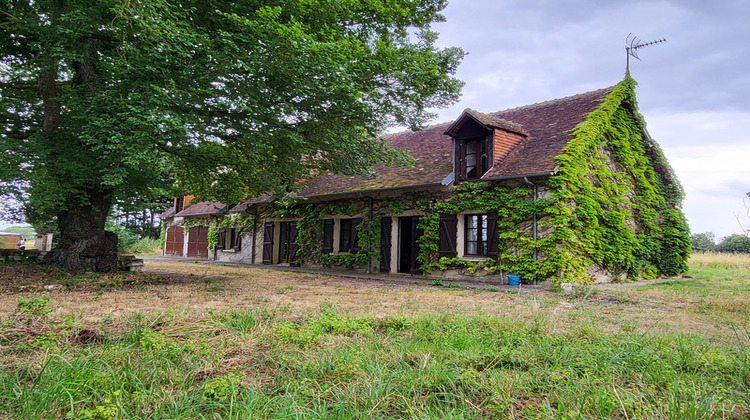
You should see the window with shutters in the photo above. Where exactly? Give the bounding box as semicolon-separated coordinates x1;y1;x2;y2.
218;227;241;251
463;213;498;258
339;218;362;253
322;219;334;253
456;136;491;182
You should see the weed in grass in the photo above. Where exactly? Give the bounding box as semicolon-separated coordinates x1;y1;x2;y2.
276;286;293;294
17;292;53;321
430;279;443;286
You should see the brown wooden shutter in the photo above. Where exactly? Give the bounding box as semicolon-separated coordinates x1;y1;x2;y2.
379;217;392;272
217;228;226;250
262;222;274;264
486;212;499;258
350;218;363;253
456;140;466;182
232;228;242;251
322;219;334;253
438;214;458;257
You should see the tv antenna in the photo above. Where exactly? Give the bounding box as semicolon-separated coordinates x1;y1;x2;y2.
625;33;667;73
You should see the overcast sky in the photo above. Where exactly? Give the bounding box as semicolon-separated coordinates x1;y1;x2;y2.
430;0;750;240
3;1;748;239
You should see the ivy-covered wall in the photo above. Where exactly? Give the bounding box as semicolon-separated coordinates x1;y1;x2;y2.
175;78;689;284
544;77;690;282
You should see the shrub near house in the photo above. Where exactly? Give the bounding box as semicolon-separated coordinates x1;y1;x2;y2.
162;78;690;284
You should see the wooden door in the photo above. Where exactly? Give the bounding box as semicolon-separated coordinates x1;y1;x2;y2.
165;226;184;256
262;222;274;264
279;222;299;265
398;216;423;274
187;226;208;259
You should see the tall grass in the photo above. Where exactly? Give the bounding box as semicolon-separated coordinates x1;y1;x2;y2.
1;306;748;419
689;252;750;270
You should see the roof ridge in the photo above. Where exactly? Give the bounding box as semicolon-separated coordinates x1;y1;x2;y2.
486;86;616;117
384;85;615;138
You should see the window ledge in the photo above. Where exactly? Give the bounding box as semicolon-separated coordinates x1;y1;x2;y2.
459;256;488;262
220;249;237;253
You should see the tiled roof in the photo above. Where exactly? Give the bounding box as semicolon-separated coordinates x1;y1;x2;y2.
159;206;176;219
174;201;226;217
482;87;613;178
299;86;613;197
228;194;274;213
446;108;529;137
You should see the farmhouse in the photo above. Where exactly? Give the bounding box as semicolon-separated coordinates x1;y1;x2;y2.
160;78;690;283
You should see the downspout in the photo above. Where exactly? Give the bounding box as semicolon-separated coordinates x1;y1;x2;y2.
251;205;258;265
523;177;539;284
212;216;218;261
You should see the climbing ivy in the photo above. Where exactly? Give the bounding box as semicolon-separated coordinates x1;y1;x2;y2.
260;201;382;270
207;214;256;251
199;79;689;284
546;77;690;282
415;77;689;284
416;182;550;281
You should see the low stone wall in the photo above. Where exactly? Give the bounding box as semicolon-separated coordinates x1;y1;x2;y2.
0;249;46;263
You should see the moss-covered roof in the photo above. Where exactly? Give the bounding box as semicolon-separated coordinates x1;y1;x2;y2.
296;86;613;197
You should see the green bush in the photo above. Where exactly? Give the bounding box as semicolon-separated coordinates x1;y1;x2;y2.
716;234;750;254
126;238;161;255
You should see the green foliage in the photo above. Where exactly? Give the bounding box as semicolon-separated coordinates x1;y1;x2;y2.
416;182;550;281
207;214;256;251
0;0;464;269
265;202;381;269
546;77;690;282
17;292;53;321
413;78;689;283
124;238;161;255
691;232;717;253
716;234;750;254
105;222;138;254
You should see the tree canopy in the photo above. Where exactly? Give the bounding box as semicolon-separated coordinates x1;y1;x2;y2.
690;232;716;253
0;0;464;270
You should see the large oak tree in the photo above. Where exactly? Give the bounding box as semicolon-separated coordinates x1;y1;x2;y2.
0;0;464;270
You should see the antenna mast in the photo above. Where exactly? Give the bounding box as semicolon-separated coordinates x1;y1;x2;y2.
625;33;667;74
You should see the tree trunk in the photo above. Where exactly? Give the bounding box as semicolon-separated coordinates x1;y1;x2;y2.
50;189;119;271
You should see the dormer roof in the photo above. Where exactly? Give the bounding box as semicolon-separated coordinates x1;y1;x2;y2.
174;201;226;217
444;108;529;138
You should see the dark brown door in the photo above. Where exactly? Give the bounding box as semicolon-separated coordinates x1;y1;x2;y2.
165;226;184;256
187;226;208;259
279;222;299;265
262;222;274;264
398;216;423;275
379;217;392;273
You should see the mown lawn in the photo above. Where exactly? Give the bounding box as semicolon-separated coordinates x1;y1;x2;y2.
0;254;748;419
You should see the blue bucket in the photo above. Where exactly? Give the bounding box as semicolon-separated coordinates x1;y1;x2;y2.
507;275;522;286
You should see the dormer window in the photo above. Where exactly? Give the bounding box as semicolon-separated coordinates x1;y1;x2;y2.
465;138;488;179
456;136;491;182
445;109;529;184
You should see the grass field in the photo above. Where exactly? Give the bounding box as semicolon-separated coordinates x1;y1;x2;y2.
0;254;748;419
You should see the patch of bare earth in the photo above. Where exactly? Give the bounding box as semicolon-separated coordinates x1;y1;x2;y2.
0;260;746;343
